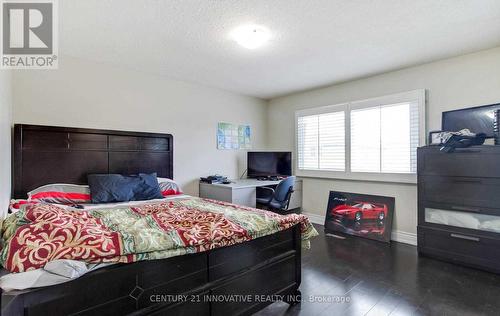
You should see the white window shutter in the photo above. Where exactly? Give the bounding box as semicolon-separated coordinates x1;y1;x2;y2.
297;115;319;170
351;102;419;174
318;112;345;170
351;107;381;173
297;111;345;171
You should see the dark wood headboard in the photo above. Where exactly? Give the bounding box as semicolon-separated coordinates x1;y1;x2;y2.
13;124;173;198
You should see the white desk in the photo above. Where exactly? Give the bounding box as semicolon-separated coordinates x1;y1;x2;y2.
199;179;302;209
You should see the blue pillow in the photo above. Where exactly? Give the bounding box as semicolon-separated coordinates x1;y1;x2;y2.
88;173;163;203
133;173;164;201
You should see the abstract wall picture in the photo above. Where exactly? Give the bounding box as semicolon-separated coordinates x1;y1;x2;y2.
217;122;251;150
325;191;395;243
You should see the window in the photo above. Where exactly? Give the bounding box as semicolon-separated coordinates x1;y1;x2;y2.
295;90;425;183
297;111;345;171
351;101;419;173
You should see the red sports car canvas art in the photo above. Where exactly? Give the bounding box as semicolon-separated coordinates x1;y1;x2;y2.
325;192;395;243
331;202;388;221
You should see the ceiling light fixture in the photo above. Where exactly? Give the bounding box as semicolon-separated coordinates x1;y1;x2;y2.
231;24;271;49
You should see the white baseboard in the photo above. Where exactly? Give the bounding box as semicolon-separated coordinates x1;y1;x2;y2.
302;212;324;225
390;230;417;246
301;212;417;246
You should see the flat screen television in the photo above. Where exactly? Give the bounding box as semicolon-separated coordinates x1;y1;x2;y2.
442;103;500;138
247;152;292;178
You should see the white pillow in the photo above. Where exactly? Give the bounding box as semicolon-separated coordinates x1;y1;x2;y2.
157;177;183;196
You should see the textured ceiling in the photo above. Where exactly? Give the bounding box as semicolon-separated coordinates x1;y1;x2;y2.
60;0;500;99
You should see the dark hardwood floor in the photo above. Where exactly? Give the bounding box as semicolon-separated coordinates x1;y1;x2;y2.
254;224;500;316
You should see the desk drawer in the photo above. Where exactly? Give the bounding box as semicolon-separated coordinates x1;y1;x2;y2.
418;148;500;177
419;176;500;210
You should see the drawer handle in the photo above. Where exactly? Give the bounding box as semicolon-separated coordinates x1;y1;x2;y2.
452;179;482;184
450;233;480;242
454;149;481;153
450;205;481;213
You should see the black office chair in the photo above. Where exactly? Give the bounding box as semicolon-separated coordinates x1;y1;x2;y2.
256;176;296;213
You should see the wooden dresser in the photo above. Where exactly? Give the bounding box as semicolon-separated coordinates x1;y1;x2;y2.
417;145;500;273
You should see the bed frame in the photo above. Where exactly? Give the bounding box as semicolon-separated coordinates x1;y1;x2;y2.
2;124;302;315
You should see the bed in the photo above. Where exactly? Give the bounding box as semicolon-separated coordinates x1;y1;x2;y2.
1;124;315;316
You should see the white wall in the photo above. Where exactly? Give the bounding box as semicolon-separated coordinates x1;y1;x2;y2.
0;71;12;218
267;46;500;240
12;56;268;196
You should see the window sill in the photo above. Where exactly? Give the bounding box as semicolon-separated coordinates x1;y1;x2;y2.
296;169;417;184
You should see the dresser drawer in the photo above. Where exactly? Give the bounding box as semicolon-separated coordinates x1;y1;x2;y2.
418;226;500;272
419;176;500;210
423;206;500;234
417;147;500;178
